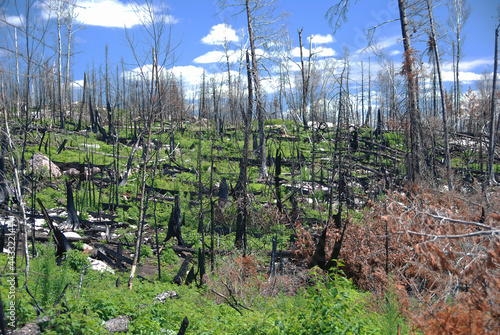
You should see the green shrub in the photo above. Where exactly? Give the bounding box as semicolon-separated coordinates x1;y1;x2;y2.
140;245;154;258
160;248;179;266
32;243;70;309
64;249;90;272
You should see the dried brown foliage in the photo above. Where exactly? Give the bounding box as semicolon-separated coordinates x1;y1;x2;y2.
205;253;309;312
335;183;499;334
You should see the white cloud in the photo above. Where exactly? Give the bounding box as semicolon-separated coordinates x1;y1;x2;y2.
355;34;400;55
0;14;24;27
194;51;225;64
308;34;335;44
193;49;240;64
169;65;206;88
291;46;336;58
441;70;483;82
72;0;177;28
122;64;205;98
72;79;84;88
376;35;400;49
201;23;239;45
460;58;492;71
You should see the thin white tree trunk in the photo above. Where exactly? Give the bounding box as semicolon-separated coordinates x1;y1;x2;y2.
426;0;452;187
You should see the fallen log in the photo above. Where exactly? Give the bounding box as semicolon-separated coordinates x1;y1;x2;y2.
170;245;294;258
95;243;133;265
173;255;192;285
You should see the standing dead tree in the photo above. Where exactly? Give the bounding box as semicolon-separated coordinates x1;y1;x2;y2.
487;15;500;185
326;0;427;181
425;0;452;188
218;0;288;179
125;0;178;290
234;51;254;251
447;0;471;124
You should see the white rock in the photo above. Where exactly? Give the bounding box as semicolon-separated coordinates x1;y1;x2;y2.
80;143;100;149
83;244;93;253
89;258;114;274
26;153;62;178
63;231;82;240
34;218;46;227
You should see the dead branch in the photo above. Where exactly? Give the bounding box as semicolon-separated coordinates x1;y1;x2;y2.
421;212;493;230
406;230;500;239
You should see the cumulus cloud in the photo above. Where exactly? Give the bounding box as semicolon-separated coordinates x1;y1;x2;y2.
0;14;24;27
441;70;483;82
193;50;241;64
70;0;177;28
460;58;492;71
308;34;335;44
169;65;206;88
291;46;336;58
355;34;400;56
201;23;239;45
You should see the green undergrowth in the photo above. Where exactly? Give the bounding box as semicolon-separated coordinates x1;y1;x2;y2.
0;248;410;334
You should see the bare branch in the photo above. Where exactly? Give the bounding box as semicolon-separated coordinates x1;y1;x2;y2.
406;229;500;239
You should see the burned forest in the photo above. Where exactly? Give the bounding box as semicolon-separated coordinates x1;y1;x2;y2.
0;0;499;334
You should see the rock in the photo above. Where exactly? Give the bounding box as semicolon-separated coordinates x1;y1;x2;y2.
63;168;81;177
89;258;115;274
104;315;129;334
84;166;101;178
26;153;61;178
83;243;94;253
33;316;51;324
12;323;41;335
154;291;178;303
80;143;100;149
34;218;46;229
63;231;82;240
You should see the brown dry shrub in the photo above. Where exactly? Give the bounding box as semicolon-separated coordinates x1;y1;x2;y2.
205;253;310;310
291;223;315;265
335;183;499;333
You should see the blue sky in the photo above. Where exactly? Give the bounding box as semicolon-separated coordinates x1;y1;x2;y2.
2;0;499;98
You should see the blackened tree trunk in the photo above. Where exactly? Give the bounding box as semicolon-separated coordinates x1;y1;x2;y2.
488;22;499;185
275;148;282;212
426;0;452;188
65;180;80;230
398;0;424;181
298;29;312;128
76;72;86;131
235;51;253;251
245;0;267;179
166;195;186;246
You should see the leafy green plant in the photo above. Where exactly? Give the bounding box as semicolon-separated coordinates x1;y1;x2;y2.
64;249;90;272
160;247;179;266
32;243;70;309
140;245;154;258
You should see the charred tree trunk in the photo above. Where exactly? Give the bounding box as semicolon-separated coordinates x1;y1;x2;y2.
426;0;452;188
275;149;282;212
398;0;424;181
235;51;253;251
65;180;80;230
173;255;192;285
488;23;499;185
245;0;267;179
166;195;186;246
76;73;86;131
